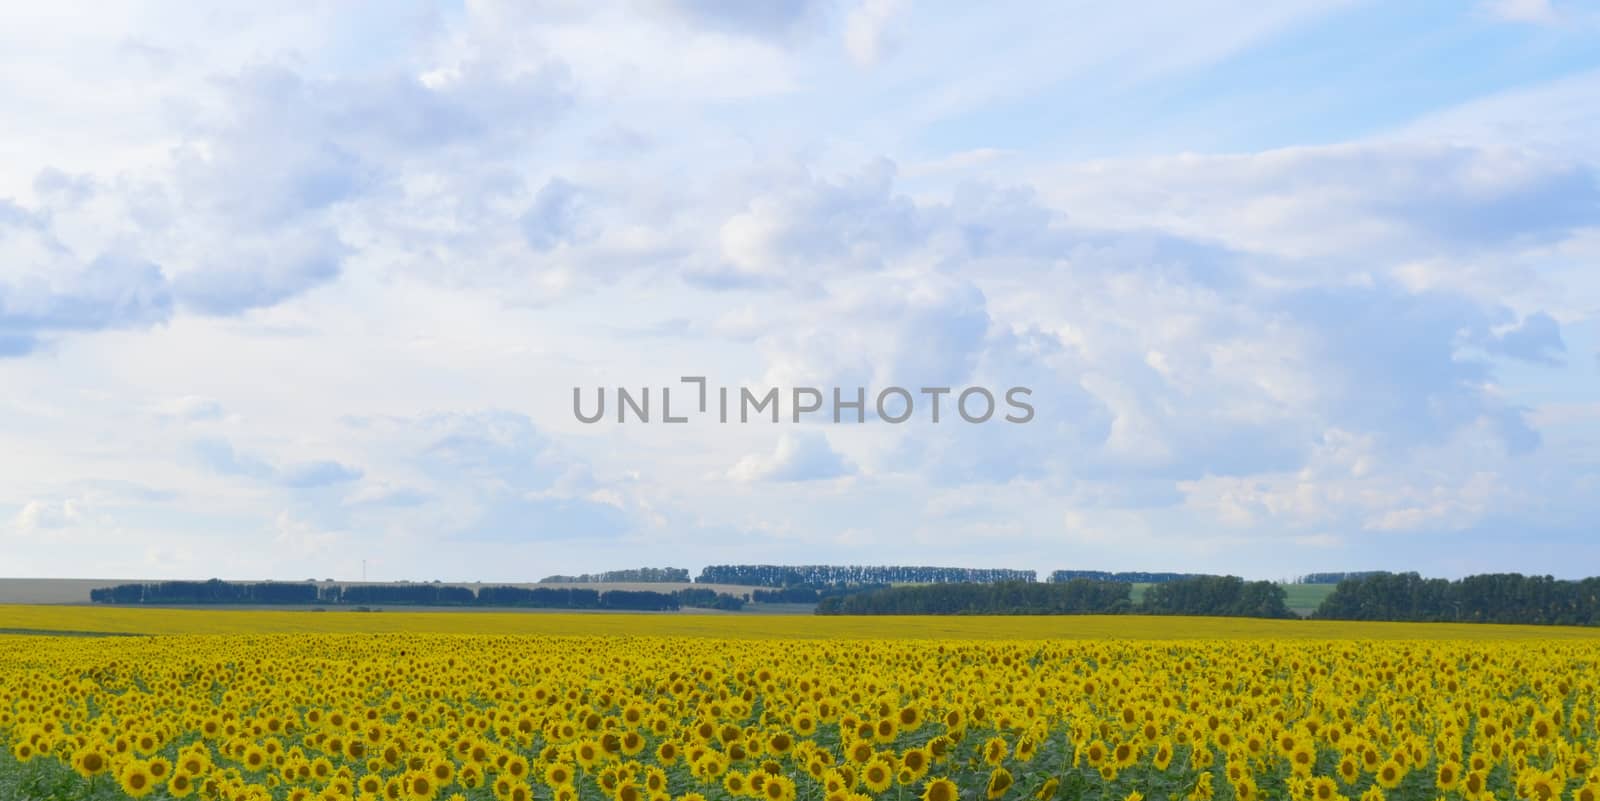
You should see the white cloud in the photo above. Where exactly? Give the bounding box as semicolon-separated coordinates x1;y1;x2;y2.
727;431;853;482
844;0;909;66
0;0;1597;581
1482;0;1559;24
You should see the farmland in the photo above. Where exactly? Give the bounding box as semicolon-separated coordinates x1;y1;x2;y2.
4;611;1600;801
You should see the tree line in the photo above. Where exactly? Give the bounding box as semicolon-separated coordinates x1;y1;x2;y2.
1311;572;1600;625
1295;571;1387;584
1141;575;1296;618
1048;570;1209;583
88;580;745;611
817;576;1294;618
696;565;1037;587
537;567;691;583
751;584;891;604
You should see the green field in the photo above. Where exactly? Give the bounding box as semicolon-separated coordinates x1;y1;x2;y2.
1130;582;1336;616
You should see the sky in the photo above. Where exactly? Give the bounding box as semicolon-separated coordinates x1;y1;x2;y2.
1;0;1598;583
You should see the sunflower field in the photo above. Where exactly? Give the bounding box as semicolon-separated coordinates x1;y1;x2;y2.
3;625;1600;801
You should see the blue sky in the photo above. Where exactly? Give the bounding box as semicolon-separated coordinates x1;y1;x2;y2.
1;0;1597;582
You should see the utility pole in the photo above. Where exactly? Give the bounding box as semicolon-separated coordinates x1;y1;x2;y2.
362;560;367;582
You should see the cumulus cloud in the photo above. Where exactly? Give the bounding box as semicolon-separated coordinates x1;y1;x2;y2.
521;177;588;251
713;159;923;283
0;207;173;355
844;0;909;66
654;0;827;41
192;439;363;489
2;1;1598;580
402;412;634;542
728;431;854;482
1492;311;1567;365
13;499;86;532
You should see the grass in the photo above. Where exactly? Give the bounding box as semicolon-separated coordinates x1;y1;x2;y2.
1128;582;1337;615
1280;582;1338;612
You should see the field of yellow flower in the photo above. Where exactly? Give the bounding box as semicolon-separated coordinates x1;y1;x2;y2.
3;611;1600;801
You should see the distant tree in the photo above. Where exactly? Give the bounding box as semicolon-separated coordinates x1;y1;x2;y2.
1141;576;1294;619
1313;572;1600;626
816;580;1131;615
698;565;1036;587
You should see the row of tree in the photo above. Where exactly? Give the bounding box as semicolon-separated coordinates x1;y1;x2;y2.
1142;575;1296;618
1048;570;1208;583
89;580;321;605
750;584;891;604
89;580;745;612
696;565;1037;587
1311;572;1600;625
817;576;1294;618
1295;571;1387;585
538;567;691;583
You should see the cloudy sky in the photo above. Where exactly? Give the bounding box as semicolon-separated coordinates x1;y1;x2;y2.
2;0;1598;583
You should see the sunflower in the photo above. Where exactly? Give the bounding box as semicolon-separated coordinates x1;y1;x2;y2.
897;706;922;730
179;750;210;776
501;755;531;781
547;763;575;788
406;771;437;801
119;761;157;799
169;771;198;799
901;748;930;779
1035;778;1059;801
983;737;1008;766
922;778;959;801
1375;761;1403;790
73;747;109;777
1233;777;1257;801
848;740;876;764
428;759;454;787
1310;777;1338;801
1435;760;1462;791
644;767;669;794
244;746;269;772
657;741;680;765
1113;742;1137;769
693;753;728;780
1527;773;1559;801
763;774;797;801
576;740;603;769
862;758;894;793
986;767;1014;800
1152;741;1173;771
